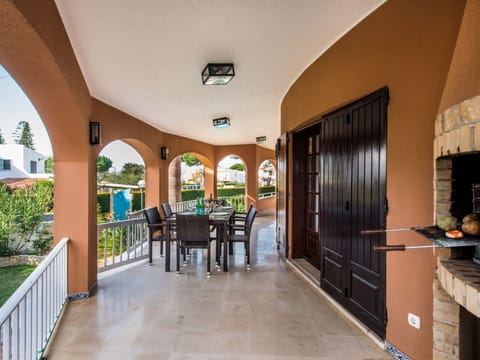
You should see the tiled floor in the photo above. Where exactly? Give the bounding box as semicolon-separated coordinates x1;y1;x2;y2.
46;213;392;360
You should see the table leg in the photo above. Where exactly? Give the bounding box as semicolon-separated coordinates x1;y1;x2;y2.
165;223;171;272
223;223;228;272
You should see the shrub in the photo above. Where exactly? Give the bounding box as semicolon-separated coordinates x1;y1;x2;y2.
0;183;52;255
97;192;111;214
258;185;275;194
181;190;205;202
131;190;143;211
217;187;245;197
32;223;53;255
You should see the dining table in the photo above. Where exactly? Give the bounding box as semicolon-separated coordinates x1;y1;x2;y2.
164;206;235;272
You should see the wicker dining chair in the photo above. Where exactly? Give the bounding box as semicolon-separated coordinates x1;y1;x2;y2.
144;207;168;264
160;202;174;218
175;214;213;277
227;206;257;269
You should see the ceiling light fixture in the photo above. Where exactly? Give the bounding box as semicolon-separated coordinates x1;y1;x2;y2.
202;63;235;85
213;117;231;128
256;136;267;144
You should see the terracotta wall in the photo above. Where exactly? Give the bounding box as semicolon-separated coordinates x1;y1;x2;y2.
438;0;480;112
281;0;465;358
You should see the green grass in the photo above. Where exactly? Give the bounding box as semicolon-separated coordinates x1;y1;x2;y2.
0;265;37;307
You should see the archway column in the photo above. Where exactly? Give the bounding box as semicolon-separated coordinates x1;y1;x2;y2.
54;153;98;295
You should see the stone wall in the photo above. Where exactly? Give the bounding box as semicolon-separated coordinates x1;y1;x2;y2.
0;255;45;267
433;276;460;360
432;95;480;360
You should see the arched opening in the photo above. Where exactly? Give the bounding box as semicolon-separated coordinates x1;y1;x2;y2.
217;155;247;212
167;152;208;207
97;140;146;222
257;159;276;199
0;64;55;258
1;2;96;294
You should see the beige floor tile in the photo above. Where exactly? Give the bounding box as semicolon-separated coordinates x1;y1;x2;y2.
46;215;391;360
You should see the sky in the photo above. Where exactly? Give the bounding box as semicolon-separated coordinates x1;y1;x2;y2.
0;65;142;170
0;64;245;171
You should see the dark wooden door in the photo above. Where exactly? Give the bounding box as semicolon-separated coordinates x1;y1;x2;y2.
320;87;388;338
276;134;288;257
305;132;321;267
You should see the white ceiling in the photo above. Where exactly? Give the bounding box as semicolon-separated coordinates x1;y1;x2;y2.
55;0;385;150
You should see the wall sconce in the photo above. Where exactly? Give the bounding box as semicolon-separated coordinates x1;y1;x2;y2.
161;146;169;160
89;121;101;145
202;63;235;85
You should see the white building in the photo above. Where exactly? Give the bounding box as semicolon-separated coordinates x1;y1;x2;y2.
217;167;245;185
0;144;50;180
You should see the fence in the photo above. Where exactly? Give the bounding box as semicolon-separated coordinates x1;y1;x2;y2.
0;237;69;360
218;195;246;213
170;199;196;213
258;191;276;199
97;217;148;272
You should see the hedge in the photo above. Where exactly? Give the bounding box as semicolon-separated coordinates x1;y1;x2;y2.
97;192;110;213
217;187;245;197
258;185;275;194
131;190;143;211
181;190;205;202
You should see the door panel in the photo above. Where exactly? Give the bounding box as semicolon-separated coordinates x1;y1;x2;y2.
348;92;387;337
320;87;388;338
305;132;321;267
276;134;288;257
320;110;350;299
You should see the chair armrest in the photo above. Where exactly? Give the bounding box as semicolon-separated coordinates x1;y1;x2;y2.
147;222;167;228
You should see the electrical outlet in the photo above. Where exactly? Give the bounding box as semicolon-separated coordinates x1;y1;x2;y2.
408;313;421;329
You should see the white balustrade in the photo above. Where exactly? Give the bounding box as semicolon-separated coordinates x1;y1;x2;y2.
97;217;148;272
0;237;69;360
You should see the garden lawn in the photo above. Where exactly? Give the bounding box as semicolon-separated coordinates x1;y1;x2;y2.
0;265;36;307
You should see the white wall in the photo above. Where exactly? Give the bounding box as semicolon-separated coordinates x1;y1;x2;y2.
0;144;48;179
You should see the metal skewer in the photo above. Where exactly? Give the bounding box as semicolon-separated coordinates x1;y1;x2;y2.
373;244;442;252
362;226;444;252
361;227;430;235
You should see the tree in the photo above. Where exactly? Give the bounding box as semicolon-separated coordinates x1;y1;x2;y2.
12;121;35;150
118;163;145;185
44;157;54;173
97;155;113;173
0;129;5;144
230;163;245;171
181;153;201;167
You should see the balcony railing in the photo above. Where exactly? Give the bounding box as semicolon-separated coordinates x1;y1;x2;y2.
171;196;247;214
170;200;196;213
258;191;276;199
218;195;246;213
97;217;148;272
0;237;69;360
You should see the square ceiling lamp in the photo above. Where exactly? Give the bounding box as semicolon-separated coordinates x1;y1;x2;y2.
256;136;267;144
202;63;235;85
213;117;231;128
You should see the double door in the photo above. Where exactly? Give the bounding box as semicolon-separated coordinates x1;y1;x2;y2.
320;87;388;338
